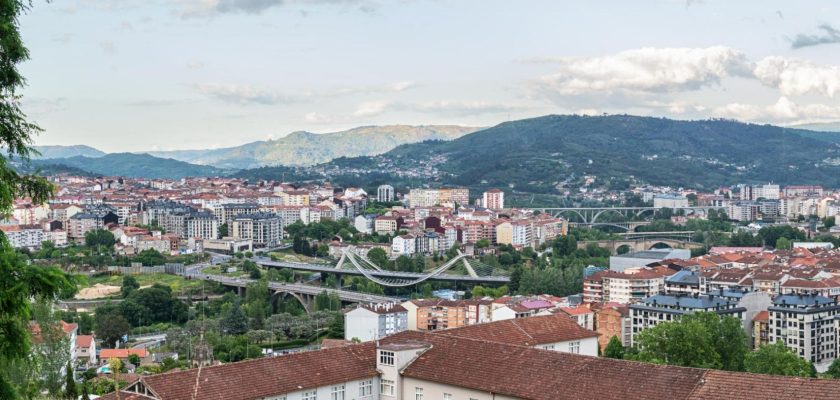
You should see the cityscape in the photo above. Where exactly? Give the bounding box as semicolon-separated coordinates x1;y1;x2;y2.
6;1;840;400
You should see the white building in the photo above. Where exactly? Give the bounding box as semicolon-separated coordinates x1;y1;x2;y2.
391;234;416;257
345;303;408;342
768;294;839;371
377;184;395;203
653;194;689;209
482;189;504;210
230;213;283;249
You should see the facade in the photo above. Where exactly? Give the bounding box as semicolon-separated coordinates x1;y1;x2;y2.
653;194;689;209
768;294;839;370
609;249;691;272
230;213;283;248
402;299;468;331
344;303;409;342
376;185;395;203
75;335;97;367
0;224;45;249
584;269;666;304
391;234;416;257
482;189;505;210
214;203;260;225
594;303;632;350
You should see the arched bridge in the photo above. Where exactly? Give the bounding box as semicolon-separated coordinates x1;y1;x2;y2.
578;231;704;254
533;206;724;227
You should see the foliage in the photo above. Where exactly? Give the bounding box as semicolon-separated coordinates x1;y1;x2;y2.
94;306;130;347
745;341;815;377
603;336;624;359
758;225;806;248
630;312;748;371
471;285;508;298
286;219;358;241
826;357;840;379
775;237;791;250
64;361;77;400
221;300;249;335
366;247;389;267
314;291;342;311
84;229;115;250
121;275;139;298
134;248;166;266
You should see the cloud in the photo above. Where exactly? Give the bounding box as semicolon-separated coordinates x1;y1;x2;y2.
713;97;840;124
791;24;840;49
304;111;332;123
536;46;752;96
353;101;389;117
178;0;370;18
754;57;840;97
187;61;205;70
100;41;118;55
390;81;416;92
194;83;304;105
22;98;69;118
410;100;525;117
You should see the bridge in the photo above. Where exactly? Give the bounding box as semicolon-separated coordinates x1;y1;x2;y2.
180;267;399;313
578;231;703;253
533;206;724;227
252;248;510;287
568;221;652;231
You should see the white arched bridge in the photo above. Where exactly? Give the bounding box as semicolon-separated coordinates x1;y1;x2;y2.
252;248;511;288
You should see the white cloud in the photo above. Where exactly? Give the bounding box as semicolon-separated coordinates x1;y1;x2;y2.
537;46;752;95
194;83;303;105
412;100;524;117
754;57;840;98
304;111;332;123
713;97;840;124
353;101;389;117
177;0;371;18
391;81;416;92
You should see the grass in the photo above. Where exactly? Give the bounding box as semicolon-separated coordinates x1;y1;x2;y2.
268;251;331;264
83;273;208;294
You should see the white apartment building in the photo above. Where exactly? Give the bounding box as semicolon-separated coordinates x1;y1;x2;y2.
629;294;745;345
391;234;416;257
0;225;44;249
377;185;395;203
482;189;504;210
230;213;283;248
653;194;689;209
345;303;409;342
768;294;839;371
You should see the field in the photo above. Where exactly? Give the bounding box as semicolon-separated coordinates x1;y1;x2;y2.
77;272;209;295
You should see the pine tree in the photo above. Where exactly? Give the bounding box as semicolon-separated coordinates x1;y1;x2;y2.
603;336;625;359
64;361;77;399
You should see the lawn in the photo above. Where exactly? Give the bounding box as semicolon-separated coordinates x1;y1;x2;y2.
82;272;208;294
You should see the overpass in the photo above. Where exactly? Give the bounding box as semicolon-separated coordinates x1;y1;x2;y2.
252;251;511;287
180;268;399;313
532;206;724;225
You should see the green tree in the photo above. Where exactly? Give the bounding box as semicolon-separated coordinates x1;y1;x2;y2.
135;248;165;266
775;237;791;250
64;361;77;400
826;357;840;379
218;223;228;238
475;239;491;248
221;301;249;335
121;275;139;298
366;247;389;268
84;229;116;251
745;341;814;377
604;336;624;359
127;353;141;367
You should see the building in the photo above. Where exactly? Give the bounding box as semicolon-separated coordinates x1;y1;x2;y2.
653;194;689;209
768;294;839;370
740;183;781;201
391;234;416;257
664;270;706;295
344;303;408;342
214;203;260;225
482;189;505;210
230;213;283;249
401;299;467;331
354;214;375;235
752;310;769;349
594;303;631;350
584;269;666;304
66;211;119;241
99;348;149;364
75;335;97;367
376;184;395;203
374;216;400;234
629;293;746;345
0;224;45;249
98;329;840;400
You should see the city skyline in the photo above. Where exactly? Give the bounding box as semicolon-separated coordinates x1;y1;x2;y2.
18;0;840;152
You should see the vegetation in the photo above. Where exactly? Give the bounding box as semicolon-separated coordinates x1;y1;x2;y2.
745;341;815;377
32;153;227;179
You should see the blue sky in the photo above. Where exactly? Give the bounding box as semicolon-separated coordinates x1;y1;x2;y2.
18;0;840;152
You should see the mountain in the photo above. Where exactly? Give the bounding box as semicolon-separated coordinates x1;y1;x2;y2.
790;121;840;132
33;145;105;159
146;125;480;169
238;115;840;191
33;153;227;179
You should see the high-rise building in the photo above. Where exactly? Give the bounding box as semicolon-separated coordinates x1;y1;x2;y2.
768;294;838;368
377;184;395;202
482;188;505;209
230;213;283;248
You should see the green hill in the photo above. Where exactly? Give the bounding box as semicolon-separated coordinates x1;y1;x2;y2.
33;153;227;179
239;115;840;191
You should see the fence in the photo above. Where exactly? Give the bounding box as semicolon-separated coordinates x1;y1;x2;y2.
106;263;185;275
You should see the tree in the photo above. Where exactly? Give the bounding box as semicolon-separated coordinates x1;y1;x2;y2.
121;275;139;298
95;307;130;348
604;336;625;359
775;237;791;250
221;301;249;335
135;248;165;266
745;341;814;377
824;216;836;230
367;247;389;268
826;357;840;379
31;303;73;397
218;223;228;238
630;312;747;371
127;353;141;367
84;229;115;251
64;361;77;400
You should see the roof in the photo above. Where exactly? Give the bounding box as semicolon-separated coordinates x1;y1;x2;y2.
76;335;94;348
752;310;769;322
100;349;148;359
772;294;835;307
666;270;702;286
437;313;598;346
638;294;736;310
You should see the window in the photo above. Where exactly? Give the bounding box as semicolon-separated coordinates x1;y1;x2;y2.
359;380;373;397
381;380;395;396
569;341;580;354
380;350;395;366
331;385;345;400
302;391;317;400
415;387;424;400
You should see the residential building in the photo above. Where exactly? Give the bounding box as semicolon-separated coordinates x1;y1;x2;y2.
0;224;44;249
344;303;408;342
230;213;283;249
75;335;97;367
752;310;769;349
653;194;689;209
391;234;416;257
482;189;504;210
377;184;395;202
401;299;467;331
584;269;666;304
214;203;259;225
609;249;690;272
629;294;746;345
768;294;839;370
594;303;632;350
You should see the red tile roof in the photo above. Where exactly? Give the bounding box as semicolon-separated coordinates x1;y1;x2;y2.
436;313;598;346
76;335;94;348
100;349;148;359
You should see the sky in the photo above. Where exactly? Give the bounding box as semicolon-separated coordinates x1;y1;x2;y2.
17;0;840;152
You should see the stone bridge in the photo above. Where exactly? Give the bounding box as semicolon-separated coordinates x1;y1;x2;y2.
579;238;704;254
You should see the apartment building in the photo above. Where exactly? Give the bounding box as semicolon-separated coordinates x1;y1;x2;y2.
344;303;408;342
230;213;283;249
0;224;44;249
214;203;260;225
629;293;746;345
768;294;839;369
584;269;666;304
376;184;395;202
594;303;632;350
402;299;467;331
482;188;504;210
